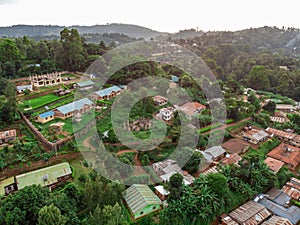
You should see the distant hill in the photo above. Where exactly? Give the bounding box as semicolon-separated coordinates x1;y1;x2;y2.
0;24;166;39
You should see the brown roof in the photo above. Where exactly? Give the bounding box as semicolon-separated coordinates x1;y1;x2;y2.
153;96;168;103
229;200;272;225
264;157;284;174
222;153;242;165
262;215;293;225
267;143;300;169
276;104;294;110
177;102;206;116
222;138;250;154
266;127;296;141
281;178;300;200
0;129;16;139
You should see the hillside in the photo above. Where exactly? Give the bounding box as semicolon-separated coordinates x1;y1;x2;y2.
0;24;165;39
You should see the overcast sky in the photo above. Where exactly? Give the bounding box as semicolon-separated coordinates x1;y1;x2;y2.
0;0;299;32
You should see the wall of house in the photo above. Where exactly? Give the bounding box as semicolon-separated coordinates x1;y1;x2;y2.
133;204;161;219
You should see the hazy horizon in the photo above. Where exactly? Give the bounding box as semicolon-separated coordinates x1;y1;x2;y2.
1;0;300;33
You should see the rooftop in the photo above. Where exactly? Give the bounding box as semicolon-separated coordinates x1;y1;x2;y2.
0;177;15;197
281;178;300;200
267;143;300;169
264;157;284;174
0;129;16;139
16;85;32;91
123;184;161;214
266;127;297;140
94;85;121;97
222;138;249;154
177;102;206;116
15;162;72;190
55;98;93;115
261;215;293;225
39;111;54;119
276;104;294;110
76;80;95;87
221;153;242;165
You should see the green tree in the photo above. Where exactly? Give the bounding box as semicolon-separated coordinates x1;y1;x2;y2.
37;204;66;225
168;173;184;200
263;101;276;113
247;66;270;91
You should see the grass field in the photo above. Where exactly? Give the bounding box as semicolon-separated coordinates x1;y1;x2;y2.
68;156;93;185
23;94;61;109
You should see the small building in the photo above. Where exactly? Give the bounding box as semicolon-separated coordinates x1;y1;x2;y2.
201;166;219;176
221;153;242;166
222;200;272;225
267;143;300;170
156;107;175;121
91;86;122;101
276;104;294;113
0;129;16;145
37;111;55;124
264;157;284;174
176;102;206;118
15;162;72;191
241;127;269;144
222;138;250;154
76;80;95;91
170;75;179;83
53;98;94;119
16;85;33;94
0;177;17;197
199;146;226;162
266;127;299;147
153;96;168;106
123;184;161;220
281;178;300;201
261;215;293;225
154;185;170;201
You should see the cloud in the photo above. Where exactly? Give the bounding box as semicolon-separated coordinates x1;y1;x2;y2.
0;0;18;5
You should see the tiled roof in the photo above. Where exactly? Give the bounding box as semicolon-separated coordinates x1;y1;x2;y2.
281;178;300;200
94;85;121;97
55;98;93;115
267;143;300;169
15;162;72;190
222;138;249;154
123;184;161;214
264;157;284;174
39;111;54;119
76;80;94;87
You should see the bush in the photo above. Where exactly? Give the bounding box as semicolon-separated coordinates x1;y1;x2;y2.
78;174;87;183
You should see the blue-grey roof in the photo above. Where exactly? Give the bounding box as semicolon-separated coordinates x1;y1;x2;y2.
77;80;95;87
39;111;54;119
171;75;179;83
94;86;121;97
16;85;32;91
56;98;93;115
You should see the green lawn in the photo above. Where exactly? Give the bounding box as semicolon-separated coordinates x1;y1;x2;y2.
23;94;61;109
68;156;93;185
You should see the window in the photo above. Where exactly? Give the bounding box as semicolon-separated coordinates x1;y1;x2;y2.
140;211;143;215
153;206;156;210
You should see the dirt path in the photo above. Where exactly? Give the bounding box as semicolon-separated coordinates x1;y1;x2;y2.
82;136;96;151
116;149;144;175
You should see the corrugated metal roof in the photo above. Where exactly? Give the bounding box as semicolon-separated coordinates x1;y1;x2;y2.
204;146;226;158
55;98;93;115
76;80;94;87
39;111;54;119
262;215;293;225
94;86;121;97
16;162;72;190
16;85;32;91
123;184;161;214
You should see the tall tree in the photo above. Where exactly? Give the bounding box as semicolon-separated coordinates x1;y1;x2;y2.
37;204;66;225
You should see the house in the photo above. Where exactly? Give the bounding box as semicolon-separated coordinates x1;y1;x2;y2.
0;177;17;197
153;96;168;106
264;157;284;174
170;75;179;83
199;146;226;162
91;86;122;101
53;98;94;119
276;104;294;113
261;215;293;225
30;72;62;88
156;107;175;121
176;102;206;118
16;85;33;93
0;129;16;145
281;178;300;201
123;184;161;220
257;191;300;225
201;166;219;176
75;80;95;91
222;138;250;154
270;111;289;124
154;185;170;201
267;143;300;170
241;127;269;144
222;200;272;225
152;159;195;185
15;162;72;191
221;153;242;166
37;111;55;124
266;127;300;147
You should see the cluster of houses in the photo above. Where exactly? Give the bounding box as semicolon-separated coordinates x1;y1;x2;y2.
221;177;300;225
0;162;72;198
0;129;16;145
